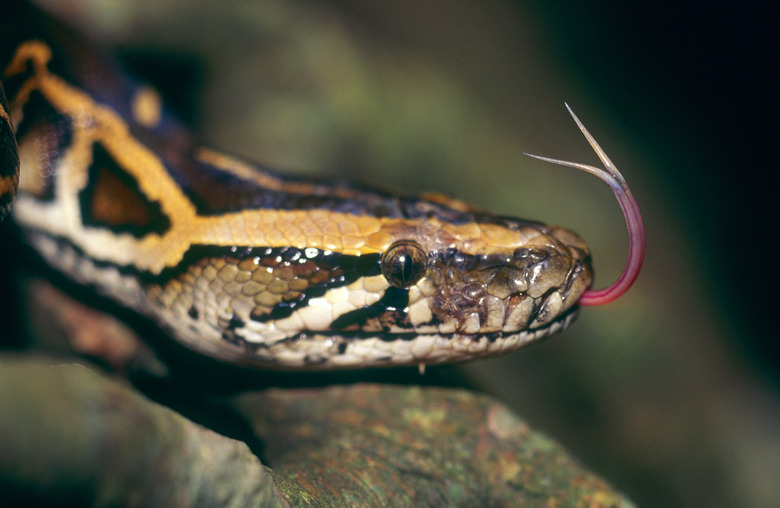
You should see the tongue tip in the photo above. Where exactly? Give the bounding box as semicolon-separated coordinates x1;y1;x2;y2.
525;104;645;307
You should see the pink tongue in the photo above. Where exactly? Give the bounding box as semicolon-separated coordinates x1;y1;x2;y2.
524;103;645;306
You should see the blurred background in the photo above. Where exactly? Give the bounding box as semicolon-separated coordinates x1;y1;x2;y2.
29;0;780;506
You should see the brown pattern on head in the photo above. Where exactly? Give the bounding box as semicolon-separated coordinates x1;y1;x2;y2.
79;142;170;236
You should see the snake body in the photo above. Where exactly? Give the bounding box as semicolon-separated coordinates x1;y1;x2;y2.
0;2;599;369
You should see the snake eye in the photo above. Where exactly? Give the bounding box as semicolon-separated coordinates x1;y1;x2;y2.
381;240;427;288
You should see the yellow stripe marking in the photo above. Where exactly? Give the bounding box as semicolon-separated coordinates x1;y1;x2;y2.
8;41;550;275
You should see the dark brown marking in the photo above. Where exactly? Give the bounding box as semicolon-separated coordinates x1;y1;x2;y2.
79;142;170;236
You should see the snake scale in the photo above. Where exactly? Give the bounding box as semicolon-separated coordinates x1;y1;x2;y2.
0;1;644;370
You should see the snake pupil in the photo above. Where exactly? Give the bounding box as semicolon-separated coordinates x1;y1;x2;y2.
381;240;427;288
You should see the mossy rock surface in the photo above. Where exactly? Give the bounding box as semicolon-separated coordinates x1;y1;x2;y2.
0;356;632;507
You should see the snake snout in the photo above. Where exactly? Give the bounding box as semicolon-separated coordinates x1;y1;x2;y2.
481;247;570;301
428;240;589;335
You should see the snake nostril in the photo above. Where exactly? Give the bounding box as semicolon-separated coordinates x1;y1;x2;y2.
512;247;547;265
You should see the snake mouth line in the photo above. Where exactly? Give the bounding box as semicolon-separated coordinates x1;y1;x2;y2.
245;307;578;351
229;308;580;369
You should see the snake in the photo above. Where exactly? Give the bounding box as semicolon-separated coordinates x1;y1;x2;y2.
0;1;644;370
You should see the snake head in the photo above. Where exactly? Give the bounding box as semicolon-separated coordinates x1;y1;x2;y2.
152;213;594;369
346;218;594;366
256;104;643;369
145;107;640;370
